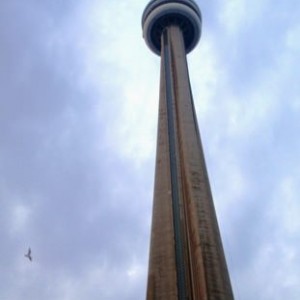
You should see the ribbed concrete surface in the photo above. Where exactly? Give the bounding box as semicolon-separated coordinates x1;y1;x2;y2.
146;25;234;300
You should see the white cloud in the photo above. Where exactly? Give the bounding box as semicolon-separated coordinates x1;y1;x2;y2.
218;0;269;36
1;0;300;299
286;24;300;52
10;203;32;234
271;176;300;235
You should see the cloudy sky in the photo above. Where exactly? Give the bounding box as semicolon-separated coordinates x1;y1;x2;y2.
0;0;299;299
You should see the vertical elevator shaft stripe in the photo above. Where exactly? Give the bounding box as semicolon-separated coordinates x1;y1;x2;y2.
163;28;187;300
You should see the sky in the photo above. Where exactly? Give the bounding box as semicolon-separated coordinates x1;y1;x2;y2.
0;0;299;299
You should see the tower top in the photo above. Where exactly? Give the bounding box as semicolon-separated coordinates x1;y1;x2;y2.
142;0;202;55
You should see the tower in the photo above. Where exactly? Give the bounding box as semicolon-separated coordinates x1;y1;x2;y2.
142;1;234;299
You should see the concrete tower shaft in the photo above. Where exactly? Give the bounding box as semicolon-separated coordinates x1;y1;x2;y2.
142;0;202;55
142;1;234;299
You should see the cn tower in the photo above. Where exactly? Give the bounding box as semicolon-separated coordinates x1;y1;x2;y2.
142;0;234;299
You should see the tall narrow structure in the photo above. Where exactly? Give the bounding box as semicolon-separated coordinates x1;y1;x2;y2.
142;1;234;299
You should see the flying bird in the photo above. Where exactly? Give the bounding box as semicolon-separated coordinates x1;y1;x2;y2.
24;248;32;261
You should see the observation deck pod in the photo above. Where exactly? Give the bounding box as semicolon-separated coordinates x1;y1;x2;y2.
142;0;202;55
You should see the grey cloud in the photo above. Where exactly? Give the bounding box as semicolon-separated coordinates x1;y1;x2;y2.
0;1;150;299
1;0;300;299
